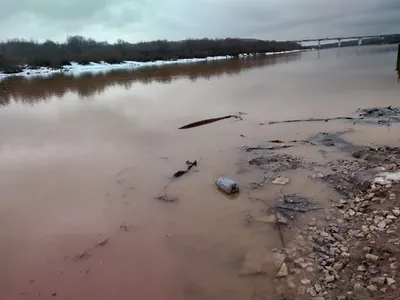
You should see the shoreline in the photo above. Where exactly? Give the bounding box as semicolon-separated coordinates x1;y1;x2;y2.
0;50;302;80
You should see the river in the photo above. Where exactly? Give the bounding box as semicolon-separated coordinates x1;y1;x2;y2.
0;45;399;300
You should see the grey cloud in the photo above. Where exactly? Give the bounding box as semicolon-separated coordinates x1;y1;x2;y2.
0;0;398;42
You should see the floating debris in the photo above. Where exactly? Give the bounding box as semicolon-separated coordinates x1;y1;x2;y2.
97;238;110;247
216;177;239;194
179;115;242;129
173;160;197;178
276;194;319;213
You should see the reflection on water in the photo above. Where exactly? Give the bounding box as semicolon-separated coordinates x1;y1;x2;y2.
0;54;300;105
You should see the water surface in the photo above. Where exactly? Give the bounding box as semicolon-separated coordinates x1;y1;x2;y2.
0;45;399;300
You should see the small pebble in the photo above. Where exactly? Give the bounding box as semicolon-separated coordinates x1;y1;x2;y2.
387;278;396;286
367;285;378;292
366;254;379;261
314;284;322;293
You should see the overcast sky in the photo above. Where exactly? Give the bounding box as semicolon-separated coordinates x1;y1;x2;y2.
1;0;399;43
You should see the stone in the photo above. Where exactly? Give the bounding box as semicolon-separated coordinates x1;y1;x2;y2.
367;285;378;292
307;267;314;272
325;275;335;283
312;298;325;300
301;278;311;285
387;215;397;220
348;209;356;216
387;278;396;286
357;264;367;272
361;225;370;233
309;287;317;297
272;177;290;185
336;296;346;300
371;277;385;285
339;199;347;205
363;246;371;253
300;262;310;269
333;263;344;270
354;283;363;291
314;284;322;293
377;221;387;229
276;263;288;277
365;254;379;262
294;258;305;265
392;209;400;217
272;252;286;268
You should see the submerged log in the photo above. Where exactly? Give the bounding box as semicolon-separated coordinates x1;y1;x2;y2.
179;115;242;129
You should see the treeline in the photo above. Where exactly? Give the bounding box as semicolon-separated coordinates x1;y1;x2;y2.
0;54;300;105
0;36;301;73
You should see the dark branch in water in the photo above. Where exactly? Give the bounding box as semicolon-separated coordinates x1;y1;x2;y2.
179;115;242;129
267;116;362;125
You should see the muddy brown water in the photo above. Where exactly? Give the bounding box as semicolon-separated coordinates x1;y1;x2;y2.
0;45;399;300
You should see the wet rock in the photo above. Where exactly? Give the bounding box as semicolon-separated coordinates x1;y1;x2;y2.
314;284;322;293
392;209;400;217
333;262;344;271
301;278;311;285
272;177;290;185
366;254;380;262
371;277;385;285
307;267;314;272
367;285;378;292
309;287;317;297
299;262;310;269
357;265;367;272
387;278;396;286
377;221;387;229
363;247;372;253
336;296;346;300
325;275;335;283
276;263;288;278
312;297;325;300
272;252;286;268
354;283;364;291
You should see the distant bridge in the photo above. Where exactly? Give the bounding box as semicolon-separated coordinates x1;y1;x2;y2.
293;33;399;48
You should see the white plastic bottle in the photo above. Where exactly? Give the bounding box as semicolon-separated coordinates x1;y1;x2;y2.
216;177;239;194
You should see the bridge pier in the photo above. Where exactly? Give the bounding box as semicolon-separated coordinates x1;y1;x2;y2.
338;39;342;47
358;38;363;46
317;39;321;49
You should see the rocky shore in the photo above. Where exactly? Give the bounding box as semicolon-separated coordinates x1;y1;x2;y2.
239;107;400;300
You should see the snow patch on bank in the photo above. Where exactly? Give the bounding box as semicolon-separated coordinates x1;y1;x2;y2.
0;50;302;80
374;171;400;185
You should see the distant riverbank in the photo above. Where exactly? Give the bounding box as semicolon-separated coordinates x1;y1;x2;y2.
0;36;301;76
0;49;302;80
